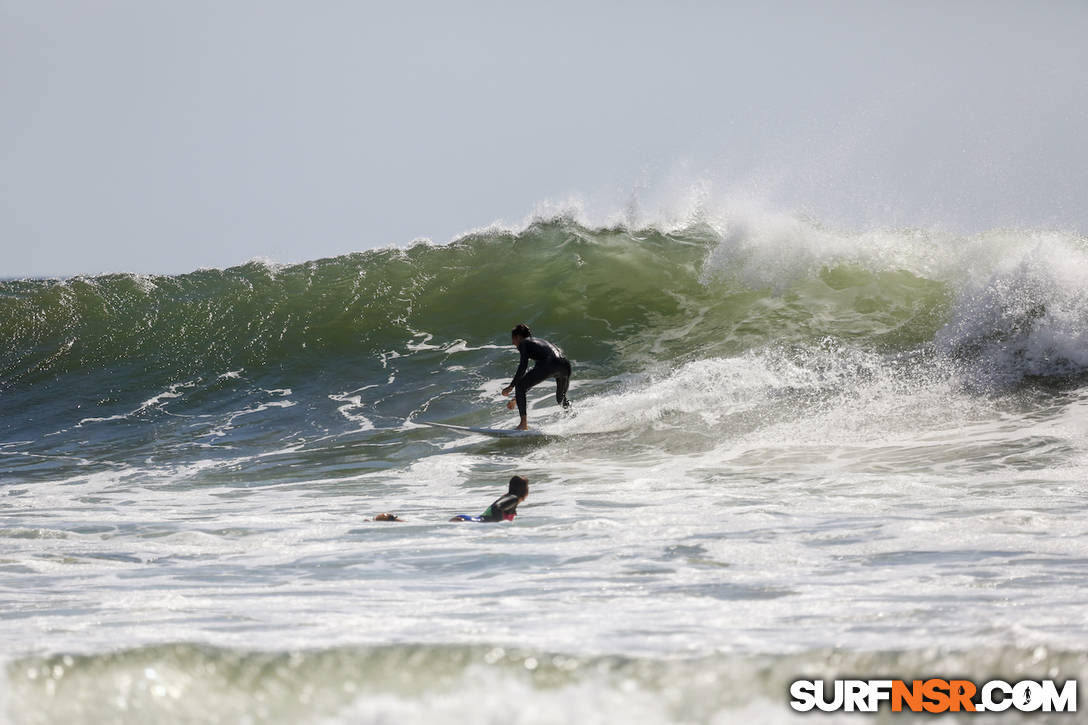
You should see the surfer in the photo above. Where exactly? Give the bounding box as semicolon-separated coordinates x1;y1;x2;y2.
372;476;530;523
450;476;529;523
501;323;571;430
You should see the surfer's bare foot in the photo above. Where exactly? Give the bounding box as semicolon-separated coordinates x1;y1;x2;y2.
515;422;529;431
506;399;517;410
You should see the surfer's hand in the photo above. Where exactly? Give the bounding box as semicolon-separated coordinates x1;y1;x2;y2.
501;386;513;396
507;399;517;410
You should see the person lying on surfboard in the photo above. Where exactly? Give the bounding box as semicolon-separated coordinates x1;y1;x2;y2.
372;476;529;523
501;323;571;430
450;476;529;522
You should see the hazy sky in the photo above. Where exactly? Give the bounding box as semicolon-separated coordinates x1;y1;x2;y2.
2;0;1086;277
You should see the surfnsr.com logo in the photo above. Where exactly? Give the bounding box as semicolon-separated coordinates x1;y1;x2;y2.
789;679;1077;713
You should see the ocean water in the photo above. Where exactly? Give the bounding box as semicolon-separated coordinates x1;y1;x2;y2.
2;216;1087;723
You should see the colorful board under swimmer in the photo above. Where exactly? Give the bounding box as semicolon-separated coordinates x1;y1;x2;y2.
451;477;527;522
373;476;530;523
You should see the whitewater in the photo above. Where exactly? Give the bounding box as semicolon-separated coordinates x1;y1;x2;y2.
2;213;1088;724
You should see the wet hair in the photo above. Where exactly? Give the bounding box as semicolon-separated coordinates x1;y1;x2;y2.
511;323;532;339
508;475;529;498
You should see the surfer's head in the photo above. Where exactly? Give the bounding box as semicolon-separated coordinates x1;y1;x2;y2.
510;323;531;346
508;475;529;501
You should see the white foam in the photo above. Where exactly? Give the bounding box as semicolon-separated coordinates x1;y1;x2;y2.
76;380;198;427
328;387;377;430
936;231;1088;383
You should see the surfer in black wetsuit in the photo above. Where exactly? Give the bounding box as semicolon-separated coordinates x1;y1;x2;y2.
500;324;571;430
374;476;530;523
449;476;529;523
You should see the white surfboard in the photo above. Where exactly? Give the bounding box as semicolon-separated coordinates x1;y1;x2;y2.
419;421;546;438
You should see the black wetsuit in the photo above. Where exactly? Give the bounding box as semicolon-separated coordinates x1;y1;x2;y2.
479;493;520;522
509;336;572;418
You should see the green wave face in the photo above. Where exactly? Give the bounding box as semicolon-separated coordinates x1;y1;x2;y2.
0;220;951;395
